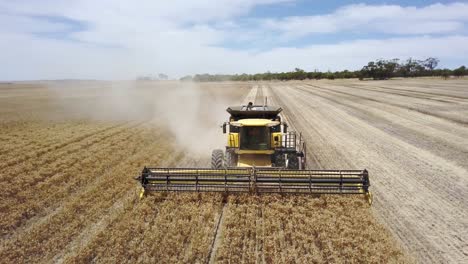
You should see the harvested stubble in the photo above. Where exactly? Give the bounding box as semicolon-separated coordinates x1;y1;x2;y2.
268;79;468;263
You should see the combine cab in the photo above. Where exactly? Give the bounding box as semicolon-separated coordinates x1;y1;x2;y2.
219;103;305;169
136;101;372;203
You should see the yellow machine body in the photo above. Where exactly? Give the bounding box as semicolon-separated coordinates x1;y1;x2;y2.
238;154;272;167
227;118;282;167
137;102;372;204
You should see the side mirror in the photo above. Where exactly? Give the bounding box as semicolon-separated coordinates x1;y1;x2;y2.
222;123;227;134
283;123;288;133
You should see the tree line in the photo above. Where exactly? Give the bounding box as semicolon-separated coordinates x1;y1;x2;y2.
136;73;169;81
360;58;466;80
180;58;467;82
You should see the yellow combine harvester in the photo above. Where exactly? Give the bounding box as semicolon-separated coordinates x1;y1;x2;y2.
136;101;372;203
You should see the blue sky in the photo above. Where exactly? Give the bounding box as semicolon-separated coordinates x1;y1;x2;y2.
250;0;447;17
0;0;467;80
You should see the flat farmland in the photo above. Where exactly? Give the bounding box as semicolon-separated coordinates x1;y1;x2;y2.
1;78;466;263
266;78;468;263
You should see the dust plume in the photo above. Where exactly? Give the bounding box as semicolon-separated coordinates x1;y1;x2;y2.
47;80;231;156
152;81;229;155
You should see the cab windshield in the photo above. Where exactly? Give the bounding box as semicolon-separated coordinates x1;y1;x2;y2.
240;126;269;150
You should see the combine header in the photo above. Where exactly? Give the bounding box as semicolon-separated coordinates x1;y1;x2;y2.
136;101;372;204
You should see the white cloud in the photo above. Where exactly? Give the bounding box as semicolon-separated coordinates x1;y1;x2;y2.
3;33;467;80
262;2;468;39
0;1;467;80
252;35;468;71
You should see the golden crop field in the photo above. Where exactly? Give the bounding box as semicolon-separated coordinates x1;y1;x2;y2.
2;78;466;263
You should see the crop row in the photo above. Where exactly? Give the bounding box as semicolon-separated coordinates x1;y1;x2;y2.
0;126;179;262
0;121;89;158
215;195;408;263
0;122;128;169
0;122;146;235
65;193;223;263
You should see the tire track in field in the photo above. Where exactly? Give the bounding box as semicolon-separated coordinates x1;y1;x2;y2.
346;84;457;104
305;83;468;126
296;85;468;171
207;201;227;264
270;83;468;263
302;83;468;135
243;84;258;103
292;84;468;208
305;83;468;138
306;84;468;133
205;83;260;263
270;85;419;254
263;84;323;169
286;85;468;210
205;83;263;263
255;205;266;264
254;84;264;105
349;83;468;102
357;81;468;98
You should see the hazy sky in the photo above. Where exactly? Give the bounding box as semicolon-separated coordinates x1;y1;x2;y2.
1;0;468;80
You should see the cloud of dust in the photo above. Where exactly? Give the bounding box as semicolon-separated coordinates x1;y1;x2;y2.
152;81;230;156
47;80;231;156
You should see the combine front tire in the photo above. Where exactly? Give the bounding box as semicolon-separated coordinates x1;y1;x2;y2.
225;149;237;167
211;149;224;169
273;153;286;168
287;154;299;169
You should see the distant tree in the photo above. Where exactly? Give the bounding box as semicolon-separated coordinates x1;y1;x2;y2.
182;57;456;82
292;68;307;80
341;70;353;79
262;71;273;81
136;76;151;81
401;58;416;77
158;73;168;80
325;71;335;80
440;69;451;80
423;57;439;71
180;75;193;81
453;66;466;77
361;59;395;80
